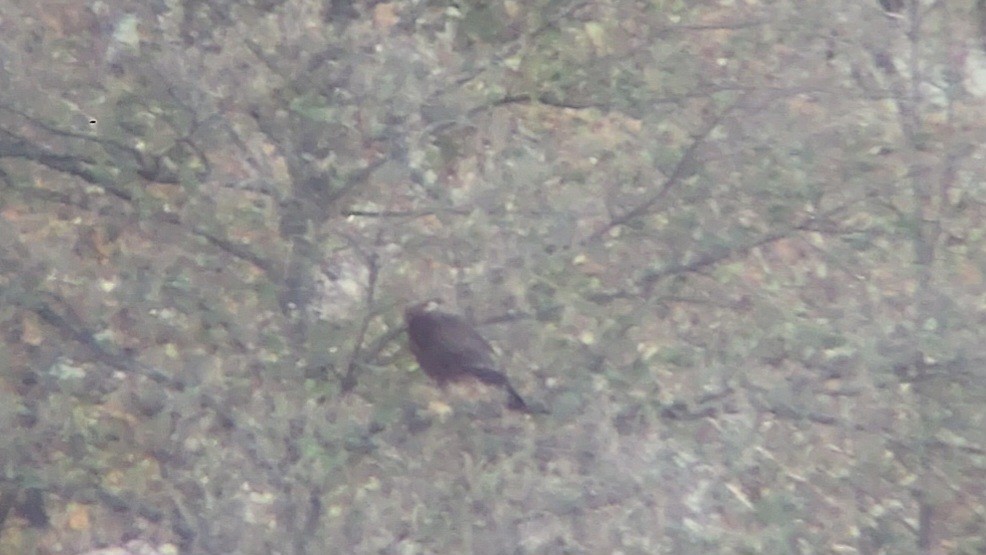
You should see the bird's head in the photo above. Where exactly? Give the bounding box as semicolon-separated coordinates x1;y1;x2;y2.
405;298;444;319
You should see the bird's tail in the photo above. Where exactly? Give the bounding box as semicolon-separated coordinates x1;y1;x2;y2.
468;366;542;413
468;366;510;387
504;384;532;412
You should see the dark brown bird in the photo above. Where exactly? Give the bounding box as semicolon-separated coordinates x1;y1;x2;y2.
405;300;535;412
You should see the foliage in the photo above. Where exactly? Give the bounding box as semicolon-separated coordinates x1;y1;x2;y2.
1;0;985;553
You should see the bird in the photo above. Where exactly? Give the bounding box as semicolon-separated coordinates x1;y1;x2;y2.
404;300;538;413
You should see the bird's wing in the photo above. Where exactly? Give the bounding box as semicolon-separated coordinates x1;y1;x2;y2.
425;311;498;365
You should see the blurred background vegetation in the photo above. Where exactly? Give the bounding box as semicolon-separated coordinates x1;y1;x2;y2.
1;0;985;553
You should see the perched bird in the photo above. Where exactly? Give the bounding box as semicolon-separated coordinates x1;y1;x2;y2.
404;300;537;413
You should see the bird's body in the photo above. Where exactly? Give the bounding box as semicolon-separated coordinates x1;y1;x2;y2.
405;301;533;412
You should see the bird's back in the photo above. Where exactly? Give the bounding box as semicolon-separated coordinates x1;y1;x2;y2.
405;307;497;382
